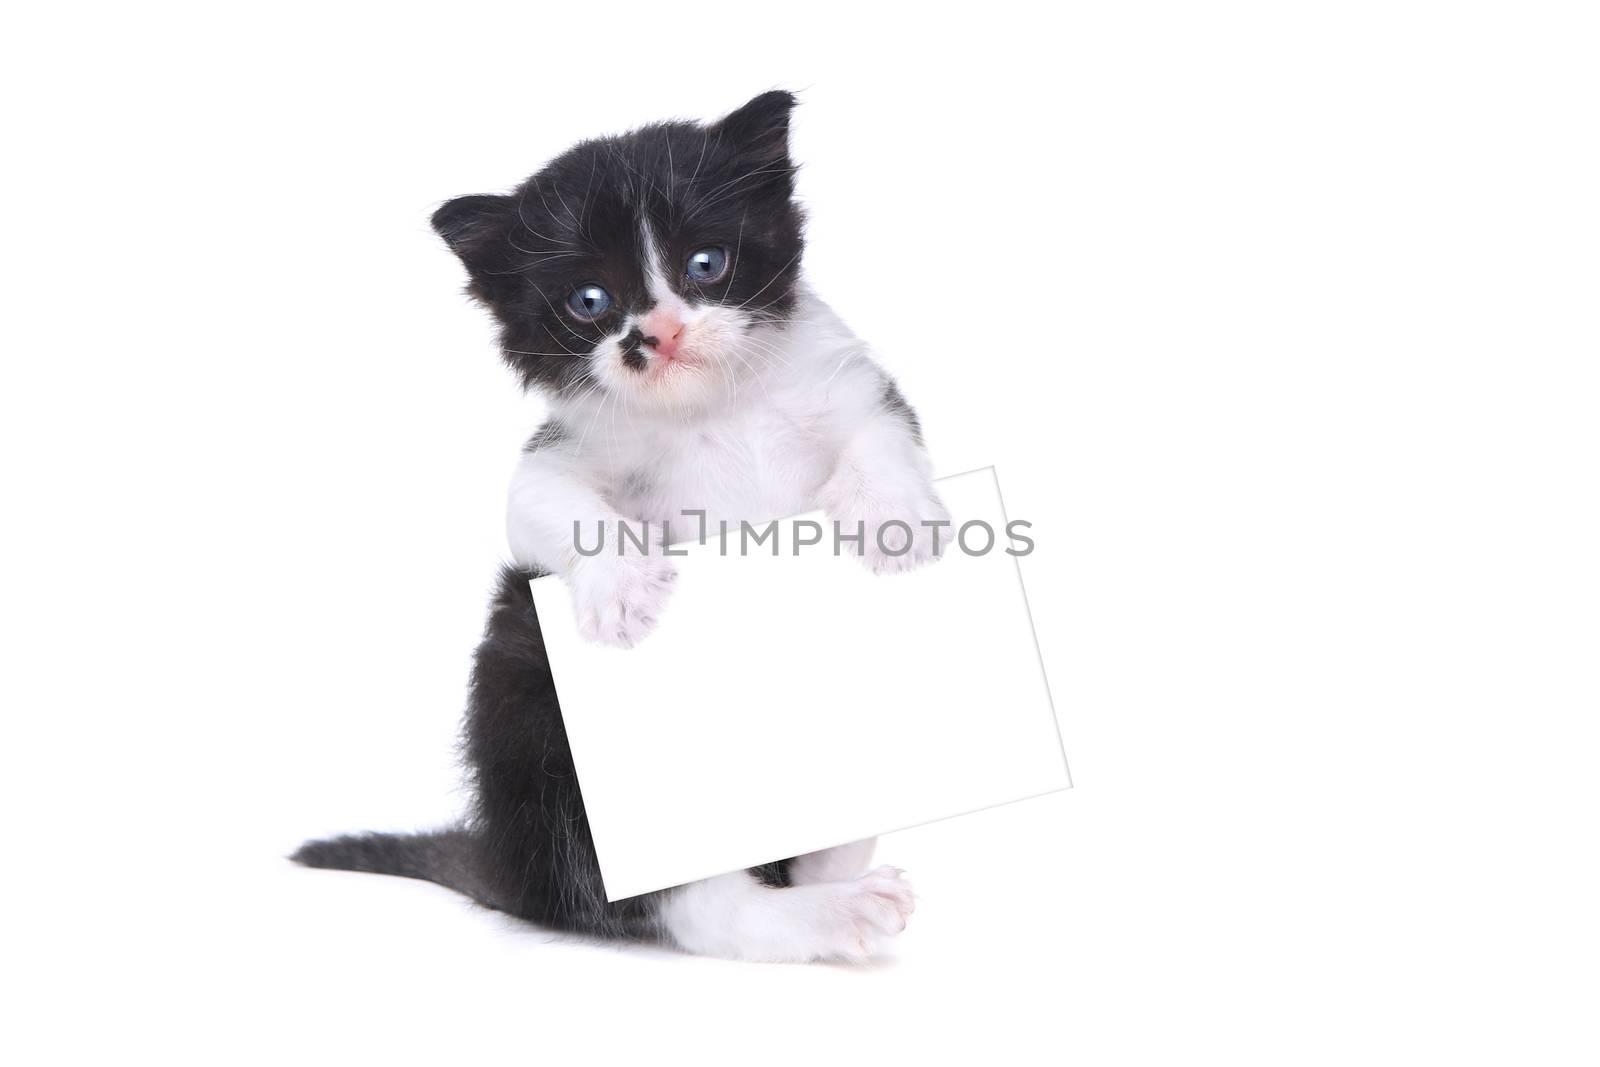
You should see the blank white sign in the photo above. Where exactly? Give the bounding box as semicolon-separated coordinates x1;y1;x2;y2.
532;467;1070;900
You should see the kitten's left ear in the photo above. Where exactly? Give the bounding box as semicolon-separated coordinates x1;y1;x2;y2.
431;193;519;304
431;193;515;270
712;90;798;167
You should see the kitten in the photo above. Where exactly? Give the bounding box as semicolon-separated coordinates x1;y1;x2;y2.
294;92;947;962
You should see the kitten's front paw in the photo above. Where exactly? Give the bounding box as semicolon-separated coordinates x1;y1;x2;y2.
570;551;677;648
827;487;952;576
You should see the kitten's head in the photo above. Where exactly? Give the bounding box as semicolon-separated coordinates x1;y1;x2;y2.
433;91;805;413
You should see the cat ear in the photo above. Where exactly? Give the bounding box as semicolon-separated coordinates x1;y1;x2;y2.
712;90;798;168
430;193;515;270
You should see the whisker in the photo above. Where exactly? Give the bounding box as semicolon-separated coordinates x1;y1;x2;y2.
503;348;591;359
727;249;804;313
719;210;747;301
683;163;792;222
515;185;565;244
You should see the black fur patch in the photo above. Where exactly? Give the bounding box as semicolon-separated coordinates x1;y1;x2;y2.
432;91;806;394
618;326;648;371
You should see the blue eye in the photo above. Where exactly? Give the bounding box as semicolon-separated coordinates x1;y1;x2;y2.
567;284;613;320
685;247;728;283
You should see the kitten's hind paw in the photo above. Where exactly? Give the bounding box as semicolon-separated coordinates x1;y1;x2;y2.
824;866;917;961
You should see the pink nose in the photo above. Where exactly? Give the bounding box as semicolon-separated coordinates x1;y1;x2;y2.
639;311;685;359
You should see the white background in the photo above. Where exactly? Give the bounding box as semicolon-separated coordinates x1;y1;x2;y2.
2;2;1596;1063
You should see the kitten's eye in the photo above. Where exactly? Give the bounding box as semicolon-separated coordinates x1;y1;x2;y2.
566;284;613;321
685;247;728;283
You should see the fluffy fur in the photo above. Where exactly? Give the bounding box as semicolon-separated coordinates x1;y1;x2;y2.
295;92;943;962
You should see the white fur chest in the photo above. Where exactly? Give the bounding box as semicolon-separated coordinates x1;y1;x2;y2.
611;400;836;527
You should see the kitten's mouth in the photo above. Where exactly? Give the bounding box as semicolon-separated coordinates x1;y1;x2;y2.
651;348;702;374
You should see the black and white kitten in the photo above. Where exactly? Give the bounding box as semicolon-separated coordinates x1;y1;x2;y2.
295;92;947;962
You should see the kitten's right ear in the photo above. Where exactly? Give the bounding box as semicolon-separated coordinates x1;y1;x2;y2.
430;193;515;270
712;90;798;168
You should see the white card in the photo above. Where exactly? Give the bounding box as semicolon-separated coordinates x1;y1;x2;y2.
531;466;1070;900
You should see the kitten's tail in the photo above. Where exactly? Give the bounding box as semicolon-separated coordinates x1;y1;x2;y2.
290;828;506;912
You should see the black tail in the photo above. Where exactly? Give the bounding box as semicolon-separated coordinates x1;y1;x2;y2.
290;828;506;912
